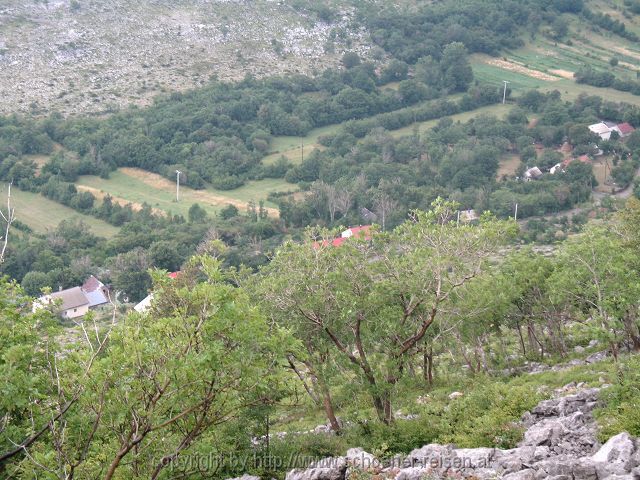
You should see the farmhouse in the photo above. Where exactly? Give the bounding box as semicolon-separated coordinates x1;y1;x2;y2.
617;122;635;138
524;166;543;180
33;276;111;319
589;122;612;141
588;121;635;141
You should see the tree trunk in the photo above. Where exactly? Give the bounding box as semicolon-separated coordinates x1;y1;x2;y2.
622;309;640;352
423;346;434;387
288;356;320;405
515;320;527;357
321;385;341;433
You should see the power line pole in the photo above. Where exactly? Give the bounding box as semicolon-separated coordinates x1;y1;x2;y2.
514;203;518;221
175;170;182;202
502;80;510;105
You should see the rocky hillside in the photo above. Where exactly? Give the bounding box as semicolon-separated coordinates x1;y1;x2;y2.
0;0;371;116
270;385;640;480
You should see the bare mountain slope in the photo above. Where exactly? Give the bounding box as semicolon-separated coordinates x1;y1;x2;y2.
0;0;371;115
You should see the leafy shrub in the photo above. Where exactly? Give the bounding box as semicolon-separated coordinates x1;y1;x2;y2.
596;356;640;441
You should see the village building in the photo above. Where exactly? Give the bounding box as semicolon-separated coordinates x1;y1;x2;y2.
33;276;110;319
133;271;181;313
588;121;635;141
524;166;543;180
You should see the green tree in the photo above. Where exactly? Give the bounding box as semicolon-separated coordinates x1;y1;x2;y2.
188;202;208;223
0;280;60;475
440;42;474;93
256;199;515;425
109;247;152;302
9;257;292;479
548;224;640;359
341;52;361;69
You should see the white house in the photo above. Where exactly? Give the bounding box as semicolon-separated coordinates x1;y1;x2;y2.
33;287;90;319
33;276;110;319
588;121;636;141
134;294;154;313
550;163;563;175
589;122;612;141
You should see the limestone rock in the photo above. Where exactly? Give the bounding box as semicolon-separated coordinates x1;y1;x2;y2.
286;457;346;480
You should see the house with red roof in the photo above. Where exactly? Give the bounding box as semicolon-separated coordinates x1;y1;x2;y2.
617;122;635;138
313;226;372;248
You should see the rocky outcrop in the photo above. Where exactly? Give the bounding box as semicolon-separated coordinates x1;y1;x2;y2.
281;385;640;480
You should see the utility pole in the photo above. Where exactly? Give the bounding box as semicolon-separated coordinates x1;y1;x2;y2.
175;170;182;202
514;203;518;221
502;80;510;105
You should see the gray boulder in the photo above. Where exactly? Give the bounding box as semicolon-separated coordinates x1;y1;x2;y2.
522;419;565;446
592;432;637;476
285;457;346;480
503;469;536;480
392;466;430;480
345;448;378;470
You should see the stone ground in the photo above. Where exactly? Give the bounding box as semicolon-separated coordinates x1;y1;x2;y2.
0;0;373;116
279;383;640;479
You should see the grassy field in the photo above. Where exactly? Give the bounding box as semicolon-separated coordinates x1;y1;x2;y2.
471;56;640;104
77;169;295;218
5;188;119;238
263;95;506;167
388;103;512;138
262;124;338;166
470;14;640;106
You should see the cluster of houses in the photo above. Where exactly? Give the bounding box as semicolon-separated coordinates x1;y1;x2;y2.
524;121;635;181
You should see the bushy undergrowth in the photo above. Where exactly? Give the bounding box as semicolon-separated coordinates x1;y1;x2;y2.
236;353;640;480
596;355;640;441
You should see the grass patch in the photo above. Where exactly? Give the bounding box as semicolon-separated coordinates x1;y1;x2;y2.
77;169;295;218
497;154;522;179
6;188;119;238
593;158;615;193
263;124;339;166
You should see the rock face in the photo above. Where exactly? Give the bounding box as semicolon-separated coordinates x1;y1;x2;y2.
279;386;640;480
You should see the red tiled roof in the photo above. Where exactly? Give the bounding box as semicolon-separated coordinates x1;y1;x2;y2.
578;155;590;162
347;225;371;237
618;122;635;135
82;275;104;293
312;226;372;249
167;272;180;279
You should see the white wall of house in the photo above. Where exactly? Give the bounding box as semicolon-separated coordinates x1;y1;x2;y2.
62;304;89;319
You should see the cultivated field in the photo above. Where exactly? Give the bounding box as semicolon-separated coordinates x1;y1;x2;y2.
76;168;295;218
471;13;640;105
5;188;119;237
